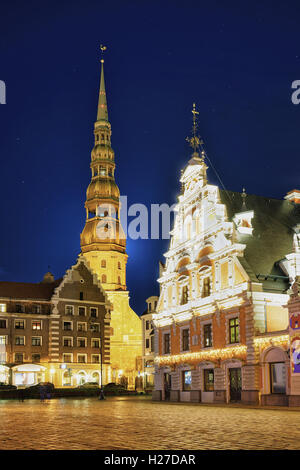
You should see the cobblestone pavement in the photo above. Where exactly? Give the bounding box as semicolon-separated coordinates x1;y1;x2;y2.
0;396;300;450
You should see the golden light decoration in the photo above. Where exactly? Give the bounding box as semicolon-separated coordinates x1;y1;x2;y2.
254;334;289;351
155;345;247;367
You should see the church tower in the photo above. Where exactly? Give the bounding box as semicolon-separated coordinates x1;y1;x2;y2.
80;54;142;389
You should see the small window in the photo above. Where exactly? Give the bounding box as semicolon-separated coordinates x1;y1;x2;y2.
92;339;100;348
15;336;25;345
0;304;6;313
0;336;7;345
16;304;24;313
65;306;74;316
0;320;7;329
77;338;87;348
15;353;24;363
78;307;86;317
101;260;106;268
182;328;189;352
32;354;41;363
182;370;192;391
77;322;87;332
164;333;170;354
32;337;41;346
92;354;100;363
63;354;72;363
15;320;25;329
79;292;84;301
92;323;100;333
229;317;239;344
118;262;121;269
32;304;41;314
204;324;212;348
77;354;86;364
32;321;41;330
146;320;150;330
90;308;98;318
204;369;214;391
102;274;107;283
118;276;121;284
63;322;72;331
63;337;73;347
146;338;150;349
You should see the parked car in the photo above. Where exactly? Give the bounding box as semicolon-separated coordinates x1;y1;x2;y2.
104;382;126;391
0;382;17;390
77;382;100;388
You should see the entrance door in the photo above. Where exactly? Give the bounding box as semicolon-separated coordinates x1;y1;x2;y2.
229;368;242;402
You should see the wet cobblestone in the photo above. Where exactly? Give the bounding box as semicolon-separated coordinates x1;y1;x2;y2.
0;396;300;450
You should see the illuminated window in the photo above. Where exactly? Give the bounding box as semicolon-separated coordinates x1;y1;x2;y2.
182;328;190;352
0;304;6;313
32;337;42;346
102;274;107;283
204;369;214;391
203;324;212;348
32;321;41;330
229;318;240;344
182;370;192;391
100;166;106;176
0;336;7;345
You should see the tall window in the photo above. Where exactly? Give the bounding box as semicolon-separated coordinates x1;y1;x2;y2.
270;363;286;394
0;320;7;329
101;260;106;268
202;277;211;298
182;328;190;352
204;369;214;391
0;304;6;313
102;274;107;283
90;308;97;318
229;317;240;344
0;336;7;345
181;285;188;305
164;333;170;354
203;324;212;348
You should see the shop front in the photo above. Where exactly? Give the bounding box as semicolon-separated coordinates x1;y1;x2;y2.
12;364;46;387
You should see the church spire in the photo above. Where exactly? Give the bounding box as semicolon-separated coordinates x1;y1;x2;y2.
97;59;108;122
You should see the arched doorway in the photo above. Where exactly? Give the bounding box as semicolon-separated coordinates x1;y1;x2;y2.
77;371;87;386
261;346;289;405
91;371;100;384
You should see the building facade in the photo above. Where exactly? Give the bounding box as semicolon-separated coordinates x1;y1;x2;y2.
152;112;300;405
80;58;142;389
141;296;158;390
0;257;112;388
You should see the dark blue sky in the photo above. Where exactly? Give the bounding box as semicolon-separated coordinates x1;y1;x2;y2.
0;0;299;315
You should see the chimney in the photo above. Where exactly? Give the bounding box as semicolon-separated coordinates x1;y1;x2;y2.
285;190;300;204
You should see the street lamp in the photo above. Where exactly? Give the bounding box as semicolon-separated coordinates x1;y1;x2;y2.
89;319;105;400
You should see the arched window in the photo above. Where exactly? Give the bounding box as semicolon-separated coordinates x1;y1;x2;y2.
102;274;107;283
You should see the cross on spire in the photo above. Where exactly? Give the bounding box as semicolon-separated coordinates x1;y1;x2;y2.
186;103;205;160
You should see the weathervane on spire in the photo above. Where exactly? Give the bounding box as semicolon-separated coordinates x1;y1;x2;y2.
100;44;107;63
186;103;205;160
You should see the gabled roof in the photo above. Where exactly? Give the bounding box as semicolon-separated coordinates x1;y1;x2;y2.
220;190;300;292
0;279;62;301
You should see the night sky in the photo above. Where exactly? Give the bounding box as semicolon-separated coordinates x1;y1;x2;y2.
0;0;299;315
